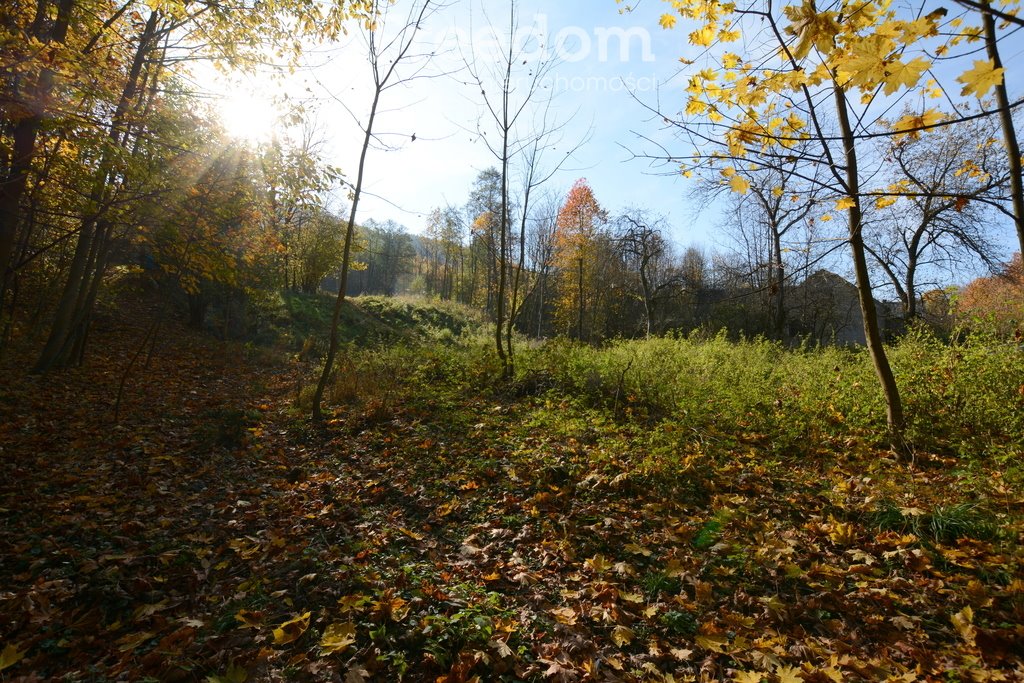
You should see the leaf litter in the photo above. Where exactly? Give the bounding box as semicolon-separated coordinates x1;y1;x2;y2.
1;306;1023;682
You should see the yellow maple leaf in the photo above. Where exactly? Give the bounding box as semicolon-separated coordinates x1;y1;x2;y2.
951;606;976;645
550;606;578;626
835;197;856;210
585;554;612;573
775;665;803;683
730;175;751;194
659;13;678;29
840;35;892;89
686;98;708;116
273;611;311;645
957;59;1005;97
875;195;898;209
784;1;841;59
695;633;730;653
892;108;943;139
732;671;766;683
235;609;264;629
320;622;356;654
690;25;716;46
883;56;930;95
611;625;635;646
899;17;935;42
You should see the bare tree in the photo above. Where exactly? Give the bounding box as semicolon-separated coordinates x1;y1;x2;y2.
312;0;439;420
525;191;560;338
462;0;580;378
865;115;1008;321
614;209;680;337
691;154;827;340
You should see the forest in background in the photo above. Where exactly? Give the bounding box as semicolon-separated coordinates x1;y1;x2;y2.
2;0;1024;679
0;0;1022;385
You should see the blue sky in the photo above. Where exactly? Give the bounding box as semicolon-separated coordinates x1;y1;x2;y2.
208;0;1024;268
291;0;716;247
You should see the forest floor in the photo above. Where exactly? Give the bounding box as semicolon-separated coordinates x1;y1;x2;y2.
1;296;1023;682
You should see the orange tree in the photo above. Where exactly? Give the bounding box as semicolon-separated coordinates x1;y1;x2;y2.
552;179;612;342
958;252;1024;335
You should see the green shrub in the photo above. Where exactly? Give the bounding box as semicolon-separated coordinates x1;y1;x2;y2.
511;329;1023;458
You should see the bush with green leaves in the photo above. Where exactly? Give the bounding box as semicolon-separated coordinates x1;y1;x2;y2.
513;329;1023;459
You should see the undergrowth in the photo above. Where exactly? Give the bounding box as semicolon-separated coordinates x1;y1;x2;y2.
512;329;1024;461
310;307;1023;463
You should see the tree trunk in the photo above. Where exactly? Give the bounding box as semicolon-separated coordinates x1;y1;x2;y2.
312;85;380;419
577;256;584;341
771;227;786;340
0;0;75;287
834;85;904;436
981;0;1024;257
505;185;532;376
33;10;159;372
188;293;207;329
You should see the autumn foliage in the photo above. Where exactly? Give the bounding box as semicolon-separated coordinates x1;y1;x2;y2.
551;179;610;341
958;253;1024;335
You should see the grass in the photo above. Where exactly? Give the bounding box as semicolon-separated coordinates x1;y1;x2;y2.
295;299;1023;464
869;499;1000;544
512;328;1024;460
251;291;486;354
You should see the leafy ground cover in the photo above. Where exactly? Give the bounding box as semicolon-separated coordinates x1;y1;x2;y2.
1;296;1023;682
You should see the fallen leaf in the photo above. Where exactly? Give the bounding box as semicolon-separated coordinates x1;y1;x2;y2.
550;606;578;626
611;625;634;647
732;671;766;683
320;622;356;654
951;606;976;646
670;647;693;661
206;662;248;683
235;609;264;629
116;631;155;652
774;665;803;683
585;554;611;573
695;633;730;653
273;612;311;645
0;643;26;672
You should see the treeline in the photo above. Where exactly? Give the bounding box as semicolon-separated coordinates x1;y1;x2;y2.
4;0;1021;378
345;168;1022;346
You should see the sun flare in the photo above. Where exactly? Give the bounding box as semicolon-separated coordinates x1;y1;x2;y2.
215;86;281;143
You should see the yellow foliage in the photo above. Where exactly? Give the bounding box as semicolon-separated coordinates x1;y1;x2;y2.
957;59;1006;98
730;174;751;193
783;0;841;59
874;195;898;209
891;108;943;140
